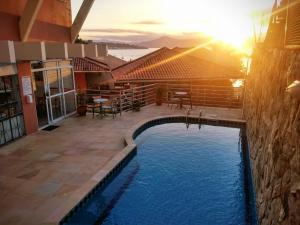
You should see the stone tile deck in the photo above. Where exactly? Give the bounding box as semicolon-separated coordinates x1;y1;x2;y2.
0;105;243;225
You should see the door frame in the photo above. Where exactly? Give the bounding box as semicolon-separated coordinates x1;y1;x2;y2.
32;60;77;128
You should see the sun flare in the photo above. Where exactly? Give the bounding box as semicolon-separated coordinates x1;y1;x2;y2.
75;0;275;54
160;0;274;53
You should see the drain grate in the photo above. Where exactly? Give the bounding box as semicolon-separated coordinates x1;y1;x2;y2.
42;125;59;131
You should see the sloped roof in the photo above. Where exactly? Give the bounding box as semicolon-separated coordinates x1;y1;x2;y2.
101;54;126;69
172;47;241;70
112;48;243;81
73;57;110;72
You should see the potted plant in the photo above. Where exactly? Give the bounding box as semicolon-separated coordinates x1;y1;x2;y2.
133;100;141;112
76;90;87;116
156;86;164;106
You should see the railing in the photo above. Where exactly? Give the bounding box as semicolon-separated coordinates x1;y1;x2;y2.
77;82;243;116
77;84;156;114
158;83;243;108
119;84;156;112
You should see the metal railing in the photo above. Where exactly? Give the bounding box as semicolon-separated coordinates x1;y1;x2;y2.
77;84;156;114
158;83;243;108
77;82;243;116
119;84;156;112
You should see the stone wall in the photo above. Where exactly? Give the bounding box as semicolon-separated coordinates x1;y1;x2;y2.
244;48;300;225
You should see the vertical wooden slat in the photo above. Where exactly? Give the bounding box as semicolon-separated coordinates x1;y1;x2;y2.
285;0;300;47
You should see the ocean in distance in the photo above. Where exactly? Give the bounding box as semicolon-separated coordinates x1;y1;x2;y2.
108;48;159;62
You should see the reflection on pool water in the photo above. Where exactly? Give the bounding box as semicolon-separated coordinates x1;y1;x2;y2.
64;123;257;225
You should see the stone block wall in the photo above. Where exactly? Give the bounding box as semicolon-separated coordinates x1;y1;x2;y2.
244;48;300;225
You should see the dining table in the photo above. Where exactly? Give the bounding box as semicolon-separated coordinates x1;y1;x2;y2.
93;98;108;118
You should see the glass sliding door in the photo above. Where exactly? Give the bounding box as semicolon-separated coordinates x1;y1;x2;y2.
46;69;64;122
32;60;76;128
33;70;49;127
61;66;76;115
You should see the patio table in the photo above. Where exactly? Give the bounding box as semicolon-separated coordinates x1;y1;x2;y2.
93;98;108;118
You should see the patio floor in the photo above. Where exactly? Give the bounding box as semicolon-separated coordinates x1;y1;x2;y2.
0;104;243;225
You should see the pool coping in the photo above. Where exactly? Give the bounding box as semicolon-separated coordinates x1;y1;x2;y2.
58;115;246;225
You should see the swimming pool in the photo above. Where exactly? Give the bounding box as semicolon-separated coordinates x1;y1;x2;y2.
63;122;257;225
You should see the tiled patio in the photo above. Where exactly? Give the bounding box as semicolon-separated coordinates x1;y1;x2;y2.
0;104;243;225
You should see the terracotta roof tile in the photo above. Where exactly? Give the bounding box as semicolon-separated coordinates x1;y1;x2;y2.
102;55;126;69
73;57;110;72
112;48;243;81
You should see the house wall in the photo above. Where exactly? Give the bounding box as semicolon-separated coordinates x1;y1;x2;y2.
75;72;87;90
86;72;114;89
0;0;72;42
17;61;38;134
244;48;300;225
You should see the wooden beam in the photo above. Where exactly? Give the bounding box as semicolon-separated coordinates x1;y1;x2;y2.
71;0;95;43
19;0;44;42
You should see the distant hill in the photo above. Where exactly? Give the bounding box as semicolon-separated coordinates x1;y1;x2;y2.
95;41;147;49
137;36;210;48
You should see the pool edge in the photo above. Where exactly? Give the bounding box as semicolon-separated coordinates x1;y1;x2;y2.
59;115;247;225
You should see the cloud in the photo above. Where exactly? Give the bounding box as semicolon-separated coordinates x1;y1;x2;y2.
81;28;156;35
131;20;164;25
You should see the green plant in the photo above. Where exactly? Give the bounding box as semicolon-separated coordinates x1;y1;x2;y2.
76;90;87;116
133;100;141;111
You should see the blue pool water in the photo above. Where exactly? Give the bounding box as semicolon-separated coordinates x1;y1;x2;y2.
64;123;257;225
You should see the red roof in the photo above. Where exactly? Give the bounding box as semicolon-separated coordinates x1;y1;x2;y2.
112;48;243;82
73;57;110;72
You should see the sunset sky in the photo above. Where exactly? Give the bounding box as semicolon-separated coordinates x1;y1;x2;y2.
71;0;275;52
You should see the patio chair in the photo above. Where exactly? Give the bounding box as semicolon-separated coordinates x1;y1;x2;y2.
102;98;119;119
87;97;100;118
181;91;193;109
167;91;180;109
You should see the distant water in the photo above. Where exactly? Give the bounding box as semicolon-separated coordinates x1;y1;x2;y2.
108;48;159;62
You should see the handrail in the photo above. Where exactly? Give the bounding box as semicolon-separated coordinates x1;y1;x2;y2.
186;108;191;122
198;110;202;130
198;110;202;123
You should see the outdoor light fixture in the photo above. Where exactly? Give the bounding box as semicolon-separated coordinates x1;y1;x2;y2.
286;80;300;100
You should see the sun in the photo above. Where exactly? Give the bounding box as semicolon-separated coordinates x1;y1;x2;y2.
160;0;271;53
202;19;251;51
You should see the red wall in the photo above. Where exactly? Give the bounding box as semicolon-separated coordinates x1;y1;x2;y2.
75;72;87;90
17;62;38;135
0;0;71;42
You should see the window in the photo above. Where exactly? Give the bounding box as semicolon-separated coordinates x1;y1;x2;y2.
285;0;300;47
0;75;25;146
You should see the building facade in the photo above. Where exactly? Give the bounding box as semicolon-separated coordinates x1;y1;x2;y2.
0;0;102;146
